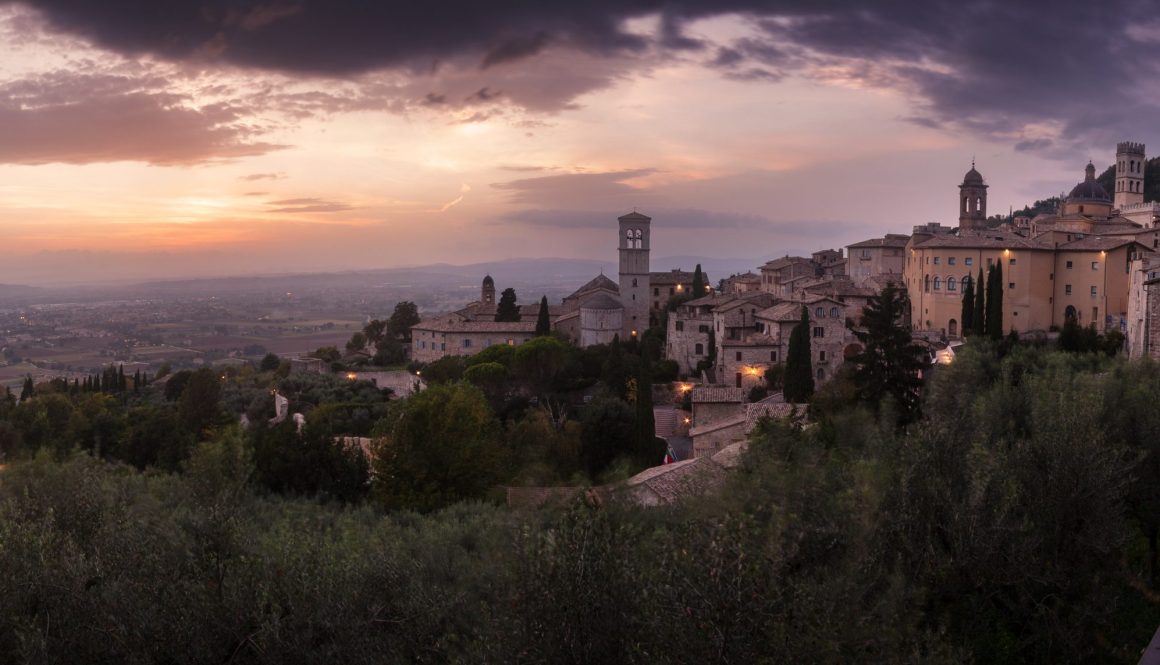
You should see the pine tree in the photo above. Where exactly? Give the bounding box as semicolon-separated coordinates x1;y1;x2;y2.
535;296;551;336
495;288;521;322
783;305;814;403
692;263;705;297
972;268;986;336
960;273;975;335
986;261;1004;340
851;283;925;424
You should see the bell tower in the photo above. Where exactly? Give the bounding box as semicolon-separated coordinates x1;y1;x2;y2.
481;274;495;305
958;161;988;232
1115;141;1145;210
617;211;651;340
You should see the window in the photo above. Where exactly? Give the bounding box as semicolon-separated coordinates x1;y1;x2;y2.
463;339;472;348
933;276;941;290
770;351;778;362
653;287;659;296
1091;261;1099;270
507;338;515;346
1090;286;1097;296
965;257;973;266
695;343;704;355
830;307;839;318
924;275;930;292
1065;284;1072;295
698;325;709;333
813;326;824;338
735;373;742;388
1093;307;1099;321
735;351;742;362
1066;260;1073;269
675;321;684;332
987;258;994;268
947;277;957;292
420;341;426;349
654;302;659;310
1008;282;1015;289
948;257;956;266
815;307;825;318
819;351;827;362
816;368;825;380
632;278;637;287
1008;258;1016;266
933;256;941;265
440;343;446;351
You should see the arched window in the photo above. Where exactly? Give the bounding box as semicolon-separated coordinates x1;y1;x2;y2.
815;307;824;318
933;276;941;290
947;277;956;292
632;278;637;287
977;196;983;211
830;307;839;318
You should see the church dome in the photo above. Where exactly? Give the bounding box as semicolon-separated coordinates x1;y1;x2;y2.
962;166;984;185
1068;162;1110;202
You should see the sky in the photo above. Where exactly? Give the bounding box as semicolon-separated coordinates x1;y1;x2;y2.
2;0;1160;285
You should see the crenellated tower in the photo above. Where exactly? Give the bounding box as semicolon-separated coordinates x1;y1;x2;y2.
617;211;651;339
1115;141;1145;210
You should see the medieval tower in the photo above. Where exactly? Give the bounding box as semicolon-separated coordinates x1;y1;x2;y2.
1115;141;1145;210
617;211;651;339
481;274;495;305
958;162;988;231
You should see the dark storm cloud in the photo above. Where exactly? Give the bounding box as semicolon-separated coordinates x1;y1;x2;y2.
9;0;1160;151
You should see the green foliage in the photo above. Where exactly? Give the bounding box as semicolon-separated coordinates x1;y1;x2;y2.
850;283;924;425
535;295;551;336
579;396;635;479
178;368;224;438
973;267;986;336
512;336;569;396
495;287;520;322
387;301;421;341
418;355;467;385
692;263;705;297
784;305;814;402
312;345;342;363
371;382;507;511
346;330;368;353
986;261;1004;339
960;271;974;334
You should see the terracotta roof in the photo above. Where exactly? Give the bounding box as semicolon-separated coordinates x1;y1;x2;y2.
580;293;624;310
691;386;746;403
721;333;779;348
413;315;536;333
1057;237;1147;251
649;270;697;284
758;302;804;322
714;292;777;312
761;256;812;270
620;457;729;505
848;234;910;249
744;396;797;433
566;274;619;300
914;233;1051;250
688;414;745;438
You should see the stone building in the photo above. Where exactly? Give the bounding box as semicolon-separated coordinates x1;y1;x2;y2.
846;234;909;285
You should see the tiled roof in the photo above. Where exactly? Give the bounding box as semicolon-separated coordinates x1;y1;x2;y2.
761;256;812;270
1057;237;1147;251
744;396;798;433
566;274;619;300
689;414;745;438
649;270;697;284
914;233;1052;250
758;302;803;322
413;315;536;333
580;293;624;309
621;457;729;505
847;234;910;249
691;386;746;403
721;333;779;348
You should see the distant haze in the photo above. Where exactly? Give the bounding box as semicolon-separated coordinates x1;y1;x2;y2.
1;1;1154;284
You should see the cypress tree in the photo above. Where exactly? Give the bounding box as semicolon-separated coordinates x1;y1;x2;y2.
20;375;34;401
134;369;142;393
535;296;551;336
783;305;815;403
986;261;1004;340
692;263;705;297
972;267;986;336
960;273;974;335
118;364;127;392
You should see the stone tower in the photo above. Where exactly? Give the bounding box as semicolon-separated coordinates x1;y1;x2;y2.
481;274;495;305
1115;141;1145;210
958;162;988;232
617;211;651;339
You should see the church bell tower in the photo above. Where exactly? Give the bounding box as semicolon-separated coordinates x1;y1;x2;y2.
958;161;988;232
617;211;651;339
1115;141;1145;210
